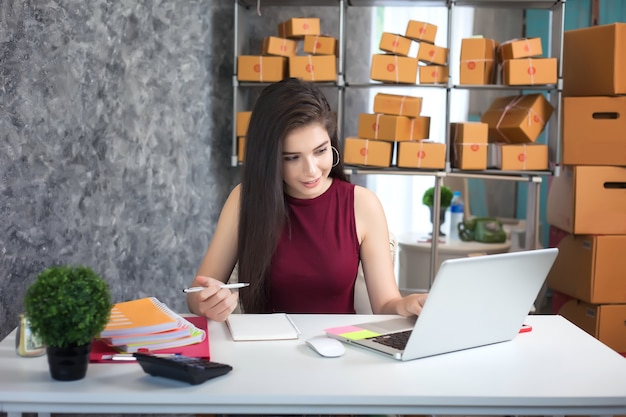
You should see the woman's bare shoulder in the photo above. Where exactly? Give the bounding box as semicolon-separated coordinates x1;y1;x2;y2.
354;184;383;210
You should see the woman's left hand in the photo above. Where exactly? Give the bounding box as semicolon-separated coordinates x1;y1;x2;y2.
402;293;428;316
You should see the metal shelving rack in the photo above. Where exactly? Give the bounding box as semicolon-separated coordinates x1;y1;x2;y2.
233;0;565;287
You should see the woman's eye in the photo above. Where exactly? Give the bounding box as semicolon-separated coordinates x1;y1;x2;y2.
284;155;299;162
316;147;328;155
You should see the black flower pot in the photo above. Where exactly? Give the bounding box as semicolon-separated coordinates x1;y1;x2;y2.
428;206;447;237
46;343;91;381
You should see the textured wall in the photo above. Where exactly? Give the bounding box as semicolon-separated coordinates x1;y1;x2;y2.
0;1;369;344
0;0;240;340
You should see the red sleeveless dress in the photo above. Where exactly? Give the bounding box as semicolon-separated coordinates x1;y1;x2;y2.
268;179;360;313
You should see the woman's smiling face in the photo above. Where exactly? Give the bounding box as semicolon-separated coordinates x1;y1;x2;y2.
281;123;334;199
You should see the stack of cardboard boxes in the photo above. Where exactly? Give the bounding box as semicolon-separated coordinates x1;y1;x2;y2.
450;37;557;171
238;17;337;83
457;36;556;171
236;17;338;162
498;37;557;86
370;20;448;85
345;19;450;169
343;92;445;169
546;23;626;356
472;37;555;171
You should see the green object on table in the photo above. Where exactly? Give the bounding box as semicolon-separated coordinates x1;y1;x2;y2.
458;217;507;243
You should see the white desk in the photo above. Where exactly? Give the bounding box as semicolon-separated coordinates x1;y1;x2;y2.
1;314;625;417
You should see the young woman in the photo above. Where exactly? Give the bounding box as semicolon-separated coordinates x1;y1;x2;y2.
187;78;427;321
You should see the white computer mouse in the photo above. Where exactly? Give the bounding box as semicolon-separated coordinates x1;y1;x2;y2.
305;336;345;358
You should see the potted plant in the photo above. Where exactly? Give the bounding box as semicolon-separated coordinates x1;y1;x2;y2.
24;265;111;381
422;185;453;236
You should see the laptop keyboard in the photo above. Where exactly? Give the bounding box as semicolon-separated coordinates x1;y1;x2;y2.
369;330;412;350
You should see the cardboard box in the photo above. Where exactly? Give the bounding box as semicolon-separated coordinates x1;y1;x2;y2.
502;58;557;86
419;65;448;84
459;38;498;85
557;299;626;355
405;20;437;44
289;55;337;82
497;37;543;61
487;143;548;171
547;235;626;304
262;36;298;57
343;137;392;168
547;166;626;235
417;43;448;66
450;122;488;170
370;54;418;84
397;141;446;169
237;137;245;163
237;56;287;82
563;23;626;96
303;35;337;55
379;32;413;56
357;113;430;142
236;111;251;137
562;96;626;166
278;18;321;39
480;94;553;143
373;93;422;118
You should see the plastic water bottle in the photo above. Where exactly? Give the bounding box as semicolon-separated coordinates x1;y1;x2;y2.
449;191;464;241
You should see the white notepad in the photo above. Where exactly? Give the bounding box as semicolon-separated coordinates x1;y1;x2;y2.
225;313;300;341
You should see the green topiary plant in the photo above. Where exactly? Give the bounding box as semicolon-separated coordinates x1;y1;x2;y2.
24;265;112;348
422;185;453;208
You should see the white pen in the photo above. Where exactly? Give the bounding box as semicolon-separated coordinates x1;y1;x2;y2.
182;283;250;293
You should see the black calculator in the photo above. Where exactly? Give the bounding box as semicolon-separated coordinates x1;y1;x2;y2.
133;353;233;385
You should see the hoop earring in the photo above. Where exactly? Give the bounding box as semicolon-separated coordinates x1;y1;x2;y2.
331;146;340;168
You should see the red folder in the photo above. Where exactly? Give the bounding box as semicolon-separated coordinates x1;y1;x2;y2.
90;315;210;363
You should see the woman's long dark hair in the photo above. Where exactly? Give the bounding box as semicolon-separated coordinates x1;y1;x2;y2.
238;78;348;313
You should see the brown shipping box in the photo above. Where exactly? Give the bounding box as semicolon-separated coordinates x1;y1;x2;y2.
417;43;448;66
358;113;430;142
502;58;557;86
547;166;626;235
562;96;626;166
459;38;499;85
237;137;245;163
450;122;488;170
262;36;298;57
278;18;321;39
563;23;626;96
379;32;413;57
419;65;448;84
373;93;422;118
547;235;626;304
481;94;553;143
370;54;418;84
397;141;446;169
237;56;287;82
289;55;337;82
487;143;548;171
498;37;543;61
303;35;337;55
405;20;437;44
236;111;252;137
343;137;392;168
557;300;626;355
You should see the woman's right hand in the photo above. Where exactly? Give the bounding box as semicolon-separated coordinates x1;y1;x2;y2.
189;275;239;322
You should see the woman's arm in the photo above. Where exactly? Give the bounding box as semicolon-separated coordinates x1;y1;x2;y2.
354;186;427;316
186;185;242;321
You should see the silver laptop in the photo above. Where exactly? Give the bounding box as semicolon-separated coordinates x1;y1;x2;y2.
326;248;559;361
